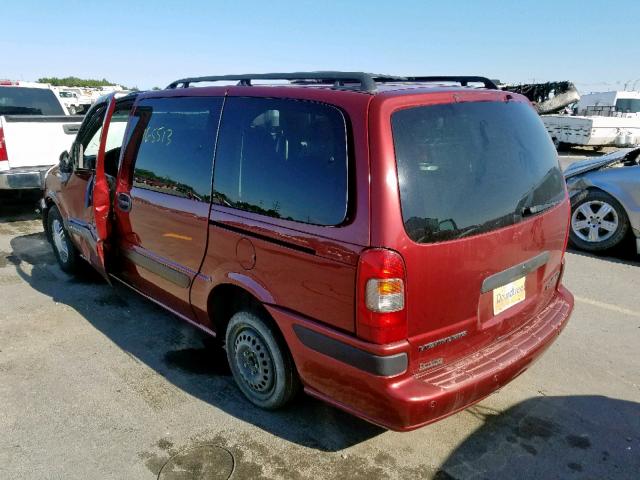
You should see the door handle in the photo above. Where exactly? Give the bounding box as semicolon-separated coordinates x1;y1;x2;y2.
117;192;132;212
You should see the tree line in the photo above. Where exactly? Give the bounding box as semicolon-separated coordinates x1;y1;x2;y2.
37;76;133;89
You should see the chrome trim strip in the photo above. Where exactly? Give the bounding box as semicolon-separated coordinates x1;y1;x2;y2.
122;248;191;289
481;251;550;293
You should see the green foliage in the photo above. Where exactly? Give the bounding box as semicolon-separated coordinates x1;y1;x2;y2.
37;76;124;88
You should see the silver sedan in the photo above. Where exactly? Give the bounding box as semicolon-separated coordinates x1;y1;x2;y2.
564;147;640;254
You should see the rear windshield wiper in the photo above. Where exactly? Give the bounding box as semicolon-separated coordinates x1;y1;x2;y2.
521;200;561;217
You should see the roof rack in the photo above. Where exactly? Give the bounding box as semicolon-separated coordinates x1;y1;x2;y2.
406;76;498;90
165;72;498;92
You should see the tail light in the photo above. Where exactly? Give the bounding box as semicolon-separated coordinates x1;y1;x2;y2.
0;127;8;162
356;248;408;344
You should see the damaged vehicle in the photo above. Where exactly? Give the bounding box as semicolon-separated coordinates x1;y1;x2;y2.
40;73;574;431
564;147;640;253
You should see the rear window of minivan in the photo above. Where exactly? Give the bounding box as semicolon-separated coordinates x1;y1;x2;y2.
392;101;565;243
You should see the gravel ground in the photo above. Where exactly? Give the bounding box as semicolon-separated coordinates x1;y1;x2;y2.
1;171;638;479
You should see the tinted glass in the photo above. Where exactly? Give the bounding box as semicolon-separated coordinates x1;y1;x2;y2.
131;97;223;201
392;101;565;243
213;98;348;225
615;98;640;113
0;87;65;115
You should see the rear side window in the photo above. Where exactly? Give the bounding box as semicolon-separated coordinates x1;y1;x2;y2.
0;87;65;115
131;97;223;201
392;101;565;243
212;97;348;226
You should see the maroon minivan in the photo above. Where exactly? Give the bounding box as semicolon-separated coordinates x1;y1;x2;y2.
41;73;574;430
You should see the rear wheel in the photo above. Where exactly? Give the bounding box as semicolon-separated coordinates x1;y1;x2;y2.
225;311;299;409
570;190;629;251
48;206;79;273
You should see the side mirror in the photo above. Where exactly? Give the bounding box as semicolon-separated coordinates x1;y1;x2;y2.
59;150;71;172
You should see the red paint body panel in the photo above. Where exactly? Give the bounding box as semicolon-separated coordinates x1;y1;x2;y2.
191;207;363;332
113;187;211;320
269;286;573;431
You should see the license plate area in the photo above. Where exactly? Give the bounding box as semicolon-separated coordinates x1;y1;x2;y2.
493;276;526;315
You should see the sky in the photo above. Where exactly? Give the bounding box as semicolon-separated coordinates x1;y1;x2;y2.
3;0;639;93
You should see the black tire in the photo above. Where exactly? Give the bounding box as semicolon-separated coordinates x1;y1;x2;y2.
225;311;300;409
569;190;629;252
47;206;80;273
552;137;568;151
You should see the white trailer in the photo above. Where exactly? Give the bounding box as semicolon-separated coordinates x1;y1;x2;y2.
575;90;640;118
542;115;640;149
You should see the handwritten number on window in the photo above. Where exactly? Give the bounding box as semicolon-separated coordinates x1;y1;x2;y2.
143;126;173;146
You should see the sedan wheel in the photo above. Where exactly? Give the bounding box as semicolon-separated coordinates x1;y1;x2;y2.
570;191;629;252
571;200;618;243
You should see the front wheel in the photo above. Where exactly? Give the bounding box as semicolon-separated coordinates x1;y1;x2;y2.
225;311;300;409
570;190;629;252
48;206;80;273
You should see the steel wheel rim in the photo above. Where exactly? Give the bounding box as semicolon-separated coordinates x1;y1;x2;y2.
52;219;69;263
572;200;619;243
233;327;275;395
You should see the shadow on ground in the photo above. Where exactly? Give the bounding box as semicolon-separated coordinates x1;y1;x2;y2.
0;191;41;222
567;234;639;267
440;395;640;480
8;230;384;453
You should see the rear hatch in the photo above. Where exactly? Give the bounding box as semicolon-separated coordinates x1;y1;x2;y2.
388;95;569;373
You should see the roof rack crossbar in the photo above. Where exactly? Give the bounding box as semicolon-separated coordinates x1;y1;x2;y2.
405;76;498;90
166;72;387;92
166;73;498;92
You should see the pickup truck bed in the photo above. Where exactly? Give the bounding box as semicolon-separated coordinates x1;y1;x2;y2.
0;114;83;189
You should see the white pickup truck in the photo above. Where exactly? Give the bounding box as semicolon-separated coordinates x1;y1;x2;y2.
0;81;83;190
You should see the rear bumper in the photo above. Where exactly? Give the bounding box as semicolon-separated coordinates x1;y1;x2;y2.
0;166;50;190
268;286;574;431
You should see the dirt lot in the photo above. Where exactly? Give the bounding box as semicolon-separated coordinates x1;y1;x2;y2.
1;190;639;480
